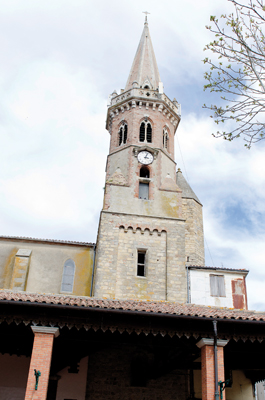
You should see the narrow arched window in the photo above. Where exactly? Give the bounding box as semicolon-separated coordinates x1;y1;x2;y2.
139;121;152;143
163;128;169;150
140;166;150;178
61;259;75;292
118;123;127;146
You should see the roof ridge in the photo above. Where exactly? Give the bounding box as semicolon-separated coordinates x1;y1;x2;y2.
0;235;94;246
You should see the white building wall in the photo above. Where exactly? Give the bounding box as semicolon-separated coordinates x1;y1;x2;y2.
189;269;247;309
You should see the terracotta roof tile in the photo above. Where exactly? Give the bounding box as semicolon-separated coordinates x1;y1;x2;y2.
0;290;264;322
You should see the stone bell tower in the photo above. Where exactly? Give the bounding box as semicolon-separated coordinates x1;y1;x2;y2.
94;17;204;302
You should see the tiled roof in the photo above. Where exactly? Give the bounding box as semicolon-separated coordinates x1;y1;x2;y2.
188;265;249;273
0;235;94;247
0;290;264;322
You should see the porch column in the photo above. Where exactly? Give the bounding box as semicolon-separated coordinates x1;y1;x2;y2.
196;338;228;400
25;326;59;400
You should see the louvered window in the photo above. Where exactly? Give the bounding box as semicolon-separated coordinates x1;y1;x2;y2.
139;122;145;142
210;275;226;297
146;123;152;143
61;259;75;293
118;124;128;146
139;121;152;143
124;124;127;143
137;251;146;277
163;129;169;149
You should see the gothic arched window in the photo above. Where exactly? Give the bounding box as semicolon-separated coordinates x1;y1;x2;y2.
118;123;128;146
139;121;152;143
61;259;75;292
163;128;169;150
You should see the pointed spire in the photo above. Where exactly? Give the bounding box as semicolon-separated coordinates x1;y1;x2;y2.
125;17;161;91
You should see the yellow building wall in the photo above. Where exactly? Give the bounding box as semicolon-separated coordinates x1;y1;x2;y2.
0;239;94;297
194;369;254;400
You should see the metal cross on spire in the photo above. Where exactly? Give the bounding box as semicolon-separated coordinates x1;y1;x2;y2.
142;11;150;24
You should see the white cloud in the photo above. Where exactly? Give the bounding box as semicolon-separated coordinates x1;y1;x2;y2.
0;0;265;310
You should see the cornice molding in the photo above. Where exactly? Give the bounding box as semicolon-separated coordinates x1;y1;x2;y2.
31;326;60;337
196;338;229;348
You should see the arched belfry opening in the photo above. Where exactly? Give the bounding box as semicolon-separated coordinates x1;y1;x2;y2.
140;166;150;178
118;123;128;146
139;121;152;143
163;128;169;150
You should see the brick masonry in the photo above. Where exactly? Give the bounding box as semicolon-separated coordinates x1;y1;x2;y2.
85;344;189;400
201;345;225;400
24;327;59;400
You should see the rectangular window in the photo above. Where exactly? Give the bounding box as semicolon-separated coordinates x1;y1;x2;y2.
137;251;146;277
210;274;225;297
139;182;149;200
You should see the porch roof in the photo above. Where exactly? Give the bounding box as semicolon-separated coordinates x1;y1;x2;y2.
0;290;264;322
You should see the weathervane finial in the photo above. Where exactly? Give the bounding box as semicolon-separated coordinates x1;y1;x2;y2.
142;11;150;24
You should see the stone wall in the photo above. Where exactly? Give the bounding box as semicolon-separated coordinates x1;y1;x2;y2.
94;211;187;302
182;198;204;266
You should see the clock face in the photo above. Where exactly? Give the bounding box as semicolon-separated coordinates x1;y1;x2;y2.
137;151;154;165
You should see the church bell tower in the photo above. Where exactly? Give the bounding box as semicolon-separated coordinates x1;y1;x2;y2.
94;18;204;302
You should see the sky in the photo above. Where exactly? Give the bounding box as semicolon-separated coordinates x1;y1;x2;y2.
1;0;265;310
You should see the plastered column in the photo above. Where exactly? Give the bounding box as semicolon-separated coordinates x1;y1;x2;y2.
25;326;59;400
197;338;228;400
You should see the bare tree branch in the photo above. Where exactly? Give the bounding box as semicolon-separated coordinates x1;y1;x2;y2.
203;0;265;147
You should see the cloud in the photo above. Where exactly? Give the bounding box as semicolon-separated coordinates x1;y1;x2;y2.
0;0;264;310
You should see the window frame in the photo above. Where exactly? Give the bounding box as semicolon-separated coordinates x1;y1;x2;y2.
139;120;152;143
137;250;147;277
118;123;128;146
163;128;169;150
60;259;76;293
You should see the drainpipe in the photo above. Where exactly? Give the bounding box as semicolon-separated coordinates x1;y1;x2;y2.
213;320;219;400
186;265;190;303
90;244;96;297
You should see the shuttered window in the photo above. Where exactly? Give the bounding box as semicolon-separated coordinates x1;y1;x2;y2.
139;182;149;199
61;259;75;292
210;274;225;297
